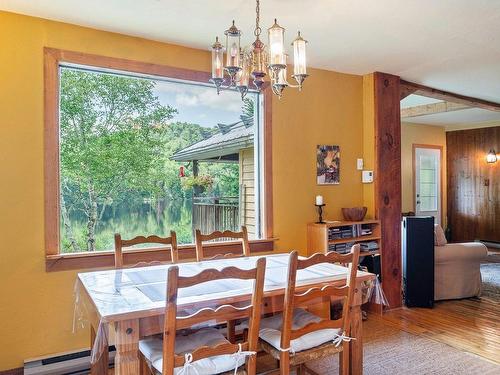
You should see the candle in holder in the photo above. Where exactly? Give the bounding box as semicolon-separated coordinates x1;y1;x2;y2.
315;195;324;206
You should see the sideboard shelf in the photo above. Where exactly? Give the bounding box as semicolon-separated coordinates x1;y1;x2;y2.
307;220;382;257
328;235;381;245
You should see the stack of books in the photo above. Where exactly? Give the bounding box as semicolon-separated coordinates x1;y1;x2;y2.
328;226;356;240
328;241;356;254
360;241;379;251
352;224;373;237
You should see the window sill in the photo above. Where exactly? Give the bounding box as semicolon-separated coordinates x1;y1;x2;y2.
45;238;276;272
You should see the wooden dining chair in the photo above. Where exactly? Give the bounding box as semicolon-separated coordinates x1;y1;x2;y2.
114;231;178;268
139;257;267;375
195;226;250;262
258;245;361;375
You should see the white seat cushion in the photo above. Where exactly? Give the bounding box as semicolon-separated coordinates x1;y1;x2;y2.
259;308;340;353
139;328;245;374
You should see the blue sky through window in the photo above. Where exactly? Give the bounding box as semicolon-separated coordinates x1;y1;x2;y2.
153;80;245;128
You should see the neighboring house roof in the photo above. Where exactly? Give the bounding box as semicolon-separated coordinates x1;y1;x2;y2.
171;116;254;162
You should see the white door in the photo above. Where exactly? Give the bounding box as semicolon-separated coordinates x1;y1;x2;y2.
414;147;441;225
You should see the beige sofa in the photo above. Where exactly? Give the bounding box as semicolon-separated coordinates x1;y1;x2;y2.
434;241;488;301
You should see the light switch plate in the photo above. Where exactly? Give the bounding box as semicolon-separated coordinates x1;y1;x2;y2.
357;158;364;170
362;170;373;183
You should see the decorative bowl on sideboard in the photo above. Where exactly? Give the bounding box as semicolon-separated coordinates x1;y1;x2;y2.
341;206;368;221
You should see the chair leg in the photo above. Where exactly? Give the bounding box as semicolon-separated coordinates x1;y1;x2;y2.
296;364;304;375
227;320;236;343
339;347;349;375
279;352;290;375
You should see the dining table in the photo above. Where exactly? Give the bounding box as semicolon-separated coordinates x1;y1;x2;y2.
75;253;376;375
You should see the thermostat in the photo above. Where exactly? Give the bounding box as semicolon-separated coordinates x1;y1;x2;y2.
362;170;373;183
357;158;364;170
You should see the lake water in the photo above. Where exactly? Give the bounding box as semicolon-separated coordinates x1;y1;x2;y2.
61;199;194;253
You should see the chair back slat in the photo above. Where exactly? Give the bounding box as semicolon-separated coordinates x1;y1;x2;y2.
177;304;253;327
114;231;178;268
290;319;343;340
293;284;349;305
280;245;360;352
203;252;244;261
195;226;250;262
162;257;266;374
298;251;355;269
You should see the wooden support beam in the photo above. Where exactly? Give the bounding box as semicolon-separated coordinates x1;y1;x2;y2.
400;84;417;100
401;101;469;118
374;72;402;309
400;80;500;112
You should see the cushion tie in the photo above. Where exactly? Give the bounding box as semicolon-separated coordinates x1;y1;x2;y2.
332;331;356;347
232;343;256;375
178;353;200;375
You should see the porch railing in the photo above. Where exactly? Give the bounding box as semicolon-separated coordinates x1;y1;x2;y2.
192;196;240;235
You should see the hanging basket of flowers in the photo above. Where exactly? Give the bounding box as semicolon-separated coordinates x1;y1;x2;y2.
181;175;214;192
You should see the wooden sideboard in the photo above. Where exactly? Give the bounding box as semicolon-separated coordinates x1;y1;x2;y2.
307;219;381;257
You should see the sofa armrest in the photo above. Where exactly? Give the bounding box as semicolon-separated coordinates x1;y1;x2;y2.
435;242;488;263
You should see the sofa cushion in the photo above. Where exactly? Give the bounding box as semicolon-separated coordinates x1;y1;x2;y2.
434;224;447;246
435;242;488;263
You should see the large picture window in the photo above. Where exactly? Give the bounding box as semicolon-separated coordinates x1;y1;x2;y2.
44;49;272;264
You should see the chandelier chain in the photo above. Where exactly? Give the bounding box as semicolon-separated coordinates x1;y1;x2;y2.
254;0;261;37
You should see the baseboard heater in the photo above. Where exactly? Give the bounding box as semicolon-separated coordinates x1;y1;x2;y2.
24;346;115;375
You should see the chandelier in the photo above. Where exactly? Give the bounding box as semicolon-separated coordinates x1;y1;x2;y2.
210;0;308;99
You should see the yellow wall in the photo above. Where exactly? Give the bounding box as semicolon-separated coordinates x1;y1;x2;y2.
401;122;447;225
0;11;365;370
362;74;375;219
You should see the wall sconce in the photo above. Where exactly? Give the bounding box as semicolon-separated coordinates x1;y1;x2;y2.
486;149;498;163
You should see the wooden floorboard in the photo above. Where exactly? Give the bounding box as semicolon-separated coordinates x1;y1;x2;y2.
376;296;500;364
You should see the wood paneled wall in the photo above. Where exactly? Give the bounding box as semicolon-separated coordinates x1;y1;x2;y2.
447;126;499;242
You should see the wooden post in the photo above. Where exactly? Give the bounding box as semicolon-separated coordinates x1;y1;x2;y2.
373;72;402;309
114;319;140;375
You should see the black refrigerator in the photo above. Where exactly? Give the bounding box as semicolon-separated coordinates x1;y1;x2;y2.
402;216;435;308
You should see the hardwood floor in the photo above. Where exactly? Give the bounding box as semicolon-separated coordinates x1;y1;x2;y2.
374;296;500;364
106;296;499;375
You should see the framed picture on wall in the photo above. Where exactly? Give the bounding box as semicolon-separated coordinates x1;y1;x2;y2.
317;145;340;184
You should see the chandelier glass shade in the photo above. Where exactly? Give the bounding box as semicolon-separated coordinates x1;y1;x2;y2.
210;0;308;99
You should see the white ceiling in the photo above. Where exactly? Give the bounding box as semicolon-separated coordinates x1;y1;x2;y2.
2;0;500;106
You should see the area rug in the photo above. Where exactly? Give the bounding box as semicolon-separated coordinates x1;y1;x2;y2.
481;263;500;301
303;318;500;375
481;256;500;299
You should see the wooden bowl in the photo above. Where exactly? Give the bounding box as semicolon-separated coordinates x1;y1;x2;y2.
342;207;367;221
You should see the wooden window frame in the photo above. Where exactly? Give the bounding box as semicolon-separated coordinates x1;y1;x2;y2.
44;47;274;272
